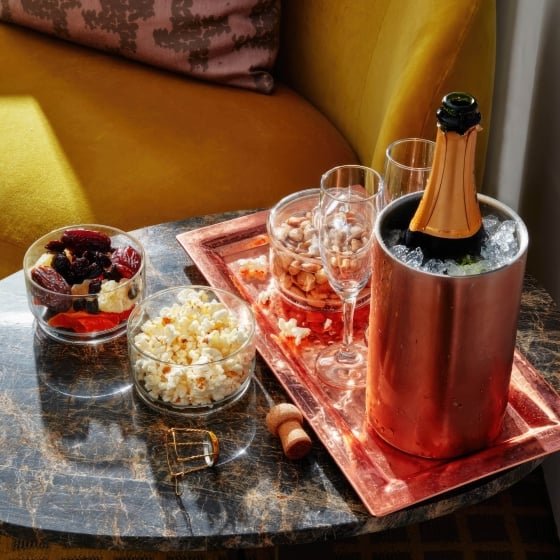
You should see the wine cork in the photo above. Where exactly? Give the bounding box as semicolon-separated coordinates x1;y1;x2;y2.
266;403;312;460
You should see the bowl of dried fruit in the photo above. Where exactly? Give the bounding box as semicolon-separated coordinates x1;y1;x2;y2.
24;224;145;344
127;286;256;416
267;189;370;311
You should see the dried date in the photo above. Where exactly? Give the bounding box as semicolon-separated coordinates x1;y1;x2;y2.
111;246;142;278
31;266;72;313
60;228;112;255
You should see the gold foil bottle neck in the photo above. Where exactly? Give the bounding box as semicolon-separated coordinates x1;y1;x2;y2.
408;124;482;239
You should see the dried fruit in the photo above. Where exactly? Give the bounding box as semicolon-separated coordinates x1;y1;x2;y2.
30;227;143;330
48;309;132;333
85;299;100;314
88;279;102;294
31;266;72;313
69;256;91;283
85;261;104;279
51;252;73;282
111;246;142;278
84;250;112;269
61;228;112;254
103;264;123;282
45;239;65;252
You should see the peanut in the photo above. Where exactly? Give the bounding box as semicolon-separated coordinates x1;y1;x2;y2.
269;209;370;309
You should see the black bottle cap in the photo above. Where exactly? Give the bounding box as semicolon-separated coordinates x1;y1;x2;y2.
436;92;481;135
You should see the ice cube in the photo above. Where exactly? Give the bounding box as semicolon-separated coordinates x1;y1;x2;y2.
391;245;424;268
482;214;500;235
422;258;448;275
384;215;519;275
482;220;518;267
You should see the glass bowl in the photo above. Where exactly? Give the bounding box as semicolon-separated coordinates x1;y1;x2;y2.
23;224;145;344
267;188;370;311
127;286;256;416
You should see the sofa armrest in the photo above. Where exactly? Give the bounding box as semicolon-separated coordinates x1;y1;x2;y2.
277;0;496;185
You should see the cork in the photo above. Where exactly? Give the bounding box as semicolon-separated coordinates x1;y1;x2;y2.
266;403;312;460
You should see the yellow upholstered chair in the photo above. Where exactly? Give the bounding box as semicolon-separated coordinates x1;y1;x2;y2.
277;0;495;180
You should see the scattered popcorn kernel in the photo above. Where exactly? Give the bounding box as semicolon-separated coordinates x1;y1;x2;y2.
257;288;273;306
238;255;268;280
278;317;311;346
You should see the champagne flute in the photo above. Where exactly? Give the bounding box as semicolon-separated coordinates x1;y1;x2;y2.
383;138;434;204
315;165;383;390
363;139;433;345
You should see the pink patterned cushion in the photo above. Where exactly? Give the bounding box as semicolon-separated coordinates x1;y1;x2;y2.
0;0;280;93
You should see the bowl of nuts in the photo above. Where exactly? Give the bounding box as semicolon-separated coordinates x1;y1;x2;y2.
24;224;145;344
127;286;256;416
267;189;370;311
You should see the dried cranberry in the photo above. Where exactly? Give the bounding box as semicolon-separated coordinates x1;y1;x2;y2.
103;264;122;282
70;256;90;283
85;298;99;314
73;299;86;312
45;239;65;252
51;253;73;283
89;279;102;294
85;262;103;279
96;252;112;269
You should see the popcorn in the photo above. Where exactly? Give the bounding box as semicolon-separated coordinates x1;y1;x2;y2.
98;279;141;313
132;288;254;406
238;255;268;280
257;288;273;306
278;317;311;346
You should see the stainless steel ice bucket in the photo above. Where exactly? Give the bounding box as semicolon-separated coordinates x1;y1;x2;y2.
366;192;529;459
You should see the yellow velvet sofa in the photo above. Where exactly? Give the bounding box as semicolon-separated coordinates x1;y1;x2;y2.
0;0;495;282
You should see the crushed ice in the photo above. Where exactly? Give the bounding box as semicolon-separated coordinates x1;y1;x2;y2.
386;215;519;276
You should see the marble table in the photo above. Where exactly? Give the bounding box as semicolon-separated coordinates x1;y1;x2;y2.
1;211;559;552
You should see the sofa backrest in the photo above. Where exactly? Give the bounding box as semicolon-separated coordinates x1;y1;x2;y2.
277;0;496;186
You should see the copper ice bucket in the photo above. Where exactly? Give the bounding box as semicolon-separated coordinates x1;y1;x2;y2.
366;192;529;459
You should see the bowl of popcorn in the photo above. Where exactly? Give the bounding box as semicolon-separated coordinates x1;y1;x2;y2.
24;224;145;344
127;286;257;415
267;189;370;311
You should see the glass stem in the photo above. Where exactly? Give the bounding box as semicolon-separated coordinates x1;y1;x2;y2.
340;295;357;359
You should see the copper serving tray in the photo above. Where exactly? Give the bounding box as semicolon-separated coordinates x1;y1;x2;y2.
177;210;560;517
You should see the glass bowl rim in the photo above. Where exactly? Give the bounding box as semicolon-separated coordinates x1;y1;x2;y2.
266;188;321;260
127;284;256;368
24;223;146;295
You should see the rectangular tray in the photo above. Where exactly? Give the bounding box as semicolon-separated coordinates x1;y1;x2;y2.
177;210;560;517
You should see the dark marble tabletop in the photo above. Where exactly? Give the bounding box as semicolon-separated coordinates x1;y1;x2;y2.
1;211;559;552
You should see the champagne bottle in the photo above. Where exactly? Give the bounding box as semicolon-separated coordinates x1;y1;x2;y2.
405;92;485;259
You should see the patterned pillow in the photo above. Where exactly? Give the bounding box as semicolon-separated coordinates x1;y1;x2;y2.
0;0;280;93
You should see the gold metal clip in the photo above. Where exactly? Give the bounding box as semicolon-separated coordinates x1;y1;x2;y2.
165;427;219;495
